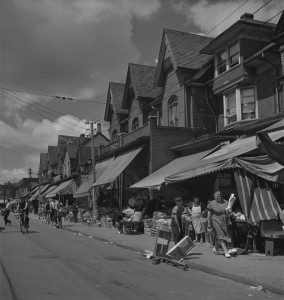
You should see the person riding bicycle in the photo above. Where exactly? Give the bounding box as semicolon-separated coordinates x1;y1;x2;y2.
50;198;58;226
17;197;29;228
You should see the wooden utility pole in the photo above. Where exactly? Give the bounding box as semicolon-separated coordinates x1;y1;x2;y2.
38;165;42;219
90;122;98;220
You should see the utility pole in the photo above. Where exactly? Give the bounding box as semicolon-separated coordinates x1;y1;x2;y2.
90;122;98;221
38;165;42;219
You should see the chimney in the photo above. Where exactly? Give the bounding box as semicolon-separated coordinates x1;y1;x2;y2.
96;123;102;133
240;13;254;21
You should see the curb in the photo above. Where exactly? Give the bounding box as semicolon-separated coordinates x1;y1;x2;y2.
30;217;284;296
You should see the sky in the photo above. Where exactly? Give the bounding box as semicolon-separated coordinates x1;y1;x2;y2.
0;0;283;184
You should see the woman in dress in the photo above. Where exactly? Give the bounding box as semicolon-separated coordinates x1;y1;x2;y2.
191;196;205;243
207;191;232;258
171;197;186;244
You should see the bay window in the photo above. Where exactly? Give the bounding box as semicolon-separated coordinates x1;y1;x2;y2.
224;87;257;126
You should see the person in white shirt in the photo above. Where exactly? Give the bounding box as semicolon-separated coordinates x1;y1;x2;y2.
4;199;12;226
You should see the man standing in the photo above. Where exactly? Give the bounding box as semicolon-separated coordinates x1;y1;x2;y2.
4;198;12;226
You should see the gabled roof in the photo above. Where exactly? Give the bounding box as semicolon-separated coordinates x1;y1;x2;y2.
66;144;78;160
57;135;88;160
79;146;92;164
40;153;48;171
273;11;284;38
201;14;276;54
104;82;128;122
154;29;213;86
48;146;57;166
122;63;161;109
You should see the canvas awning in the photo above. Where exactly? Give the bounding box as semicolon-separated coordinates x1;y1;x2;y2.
73;157;115;198
234;168;281;226
130;149;213;190
165;130;284;184
46;179;76;198
258;118;284;133
28;184;50;202
40;185;58;199
93;146;143;187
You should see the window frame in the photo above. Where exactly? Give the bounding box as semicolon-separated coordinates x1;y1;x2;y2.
132;117;139;131
223;86;257;126
112;129;118;142
215;42;240;77
168;95;178;127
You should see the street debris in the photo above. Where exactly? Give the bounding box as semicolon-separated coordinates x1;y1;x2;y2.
141;249;154;259
249;286;268;292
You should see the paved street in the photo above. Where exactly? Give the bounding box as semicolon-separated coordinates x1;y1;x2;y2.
1;214;283;300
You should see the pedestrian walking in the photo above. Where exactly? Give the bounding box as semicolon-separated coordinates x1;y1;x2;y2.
4;199;12;226
171;197;186;244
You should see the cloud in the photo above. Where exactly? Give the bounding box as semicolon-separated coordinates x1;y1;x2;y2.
0;168;32;184
170;0;284;36
0;115;92;151
0;115;109;183
0;0;161;110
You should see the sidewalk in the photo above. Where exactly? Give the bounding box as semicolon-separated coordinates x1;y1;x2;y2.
29;213;284;296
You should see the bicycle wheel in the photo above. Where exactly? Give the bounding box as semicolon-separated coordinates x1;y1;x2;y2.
20;217;24;233
58;215;62;229
20;217;28;233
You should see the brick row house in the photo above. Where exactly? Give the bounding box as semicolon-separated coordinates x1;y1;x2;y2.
93;12;284;210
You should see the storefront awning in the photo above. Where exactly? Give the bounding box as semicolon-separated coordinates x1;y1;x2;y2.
73;157;115;198
93;146;143;187
40;185;58;199
165;130;284;184
28;184;50;202
258;118;284;133
46;179;76;198
130;149;213;190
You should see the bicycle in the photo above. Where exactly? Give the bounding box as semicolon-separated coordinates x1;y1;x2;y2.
45;210;52;225
19;212;29;234
57;211;63;229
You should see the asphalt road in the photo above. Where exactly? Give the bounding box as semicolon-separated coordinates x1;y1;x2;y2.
0;214;282;300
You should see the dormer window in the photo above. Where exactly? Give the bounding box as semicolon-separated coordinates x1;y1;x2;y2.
168;95;178;127
132;117;139;131
112;130;117;142
215;42;240;76
217;49;227;75
229;43;239;67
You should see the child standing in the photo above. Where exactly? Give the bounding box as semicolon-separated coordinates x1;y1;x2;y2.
191;196;205;243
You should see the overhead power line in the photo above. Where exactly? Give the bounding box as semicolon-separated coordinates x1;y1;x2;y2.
0;87;106;104
1;90;86;135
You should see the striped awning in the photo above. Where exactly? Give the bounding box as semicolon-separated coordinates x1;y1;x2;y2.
73;157;115;198
130;149;213;189
93;146;143;187
234;168;281;226
28;184;50;202
46;179;76;198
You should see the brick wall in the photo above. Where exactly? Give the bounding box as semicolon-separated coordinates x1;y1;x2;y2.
257;66;276;118
188;86;216;133
150;126;197;173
